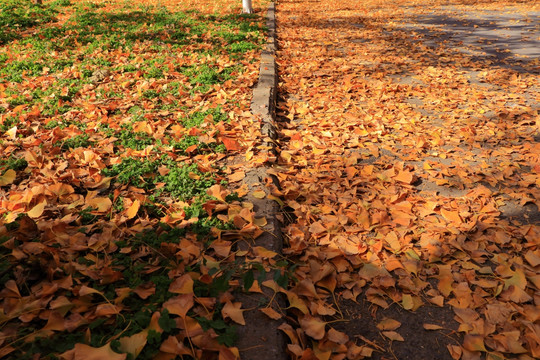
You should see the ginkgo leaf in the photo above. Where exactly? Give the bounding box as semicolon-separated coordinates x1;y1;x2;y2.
259;307;282;320
0;169;16;186
299;315;326;340
327;328;349;344
462;334;487;352
169;274;194;294
249;189;266;200
27;201;46;219
382;331;405;342
60;343;127;360
87;197;112;213
125;199;140;219
222;137;241;151
118;330;148;358
377;318;401;331
221;301;245;325
228;171;245;182
423;324;444;330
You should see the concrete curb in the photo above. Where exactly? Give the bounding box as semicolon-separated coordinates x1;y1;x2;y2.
235;3;286;360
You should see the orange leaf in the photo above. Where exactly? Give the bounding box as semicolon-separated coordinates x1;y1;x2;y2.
440;208;462;224
395;170;415;184
222;137;241;151
125;199;140;219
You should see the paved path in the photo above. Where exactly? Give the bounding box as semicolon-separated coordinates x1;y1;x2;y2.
275;0;539;359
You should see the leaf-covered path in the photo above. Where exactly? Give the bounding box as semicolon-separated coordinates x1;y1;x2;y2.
275;0;539;359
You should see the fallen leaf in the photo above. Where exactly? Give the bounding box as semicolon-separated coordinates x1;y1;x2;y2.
221;301;245;325
259;307;282;320
299;315;326;340
382;331;404;342
0;169;16;186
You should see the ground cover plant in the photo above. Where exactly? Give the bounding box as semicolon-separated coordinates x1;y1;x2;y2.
0;0;271;358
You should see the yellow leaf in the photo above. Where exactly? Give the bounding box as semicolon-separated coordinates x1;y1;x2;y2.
222;301;245;325
5;126;17;140
0;169;16;186
402;294;413;310
125;199;140;219
27;201;46;219
252;190;266;199
285;291;308;314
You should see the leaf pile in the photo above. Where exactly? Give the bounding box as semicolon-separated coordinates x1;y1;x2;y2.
0;0;273;358
275;0;539;359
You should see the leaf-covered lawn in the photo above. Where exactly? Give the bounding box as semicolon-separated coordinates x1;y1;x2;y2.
0;0;271;358
275;0;539;359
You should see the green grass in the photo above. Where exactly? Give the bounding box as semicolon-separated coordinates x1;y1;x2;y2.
0;0;63;44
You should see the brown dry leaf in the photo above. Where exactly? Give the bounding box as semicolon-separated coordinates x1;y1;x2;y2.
259;307;282;320
118;330;148;358
169;274;194;294
163;294;194;319
327;328;349;344
377;318;401;331
299;314;326;340
423;324;444;330
462;334;487;352
160;335;192;356
87;197;112;213
382;331;405;342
